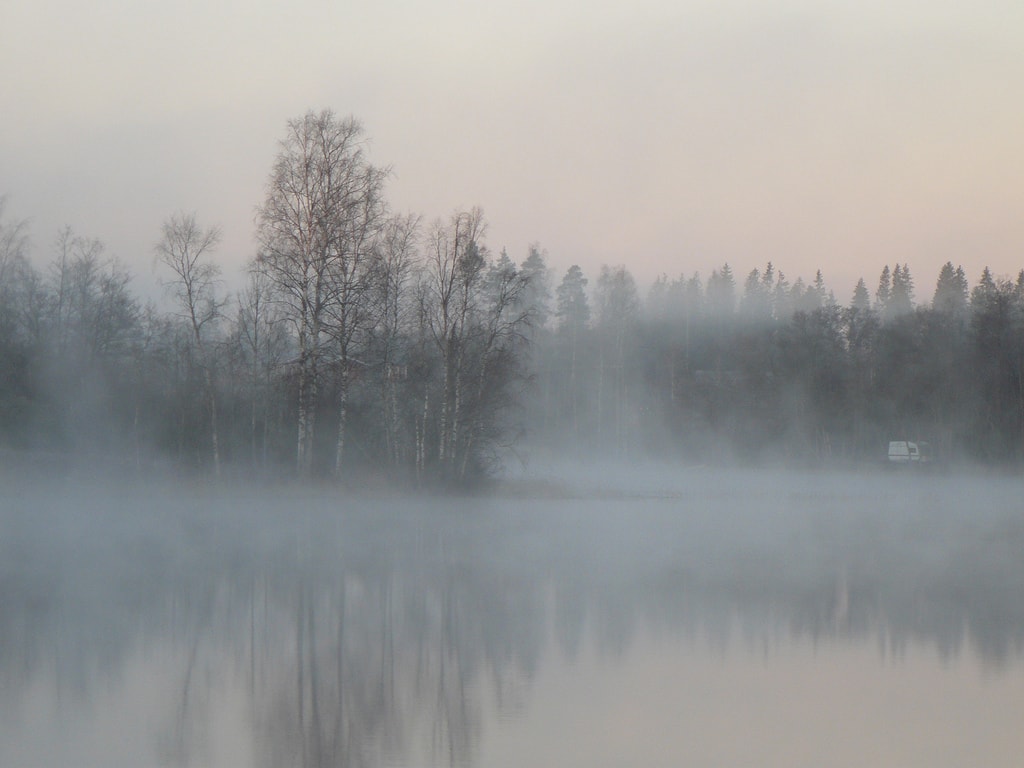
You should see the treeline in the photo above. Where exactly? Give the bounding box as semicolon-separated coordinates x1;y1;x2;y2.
0;205;535;484
530;258;1024;465
3;109;1024;479
0;112;537;485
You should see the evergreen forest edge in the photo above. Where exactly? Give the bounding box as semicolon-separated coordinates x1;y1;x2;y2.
2;110;1024;485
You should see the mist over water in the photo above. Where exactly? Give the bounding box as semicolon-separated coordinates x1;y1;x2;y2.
5;11;1024;765
3;467;1023;767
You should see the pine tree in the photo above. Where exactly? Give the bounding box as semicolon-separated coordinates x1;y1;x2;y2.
556;265;590;440
889;263;914;316
706;263;736;316
772;270;792;319
970;266;997;310
812;270;828;308
850;278;871;311
519;243;552;330
876;265;892;319
932;262;968;314
741;267;771;321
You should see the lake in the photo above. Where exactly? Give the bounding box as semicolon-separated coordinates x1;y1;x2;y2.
2;467;1023;767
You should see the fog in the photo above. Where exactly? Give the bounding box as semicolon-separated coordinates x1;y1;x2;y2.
3;467;1023;767
6;245;1022;765
6;110;1024;765
6;3;1024;761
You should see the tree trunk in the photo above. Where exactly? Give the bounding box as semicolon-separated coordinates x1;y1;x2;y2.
297;359;318;478
569;324;579;441
204;366;220;478
440;342;456;465
250;373;258;470
333;362;349;477
297;372;310;476
296;314;320;477
417;389;429;482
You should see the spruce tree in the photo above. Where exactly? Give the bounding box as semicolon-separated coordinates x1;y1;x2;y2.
850;278;871;311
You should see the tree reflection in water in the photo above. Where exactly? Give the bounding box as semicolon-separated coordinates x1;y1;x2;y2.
1;474;1024;766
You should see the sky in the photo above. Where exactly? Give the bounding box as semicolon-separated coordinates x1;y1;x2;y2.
3;0;1023;304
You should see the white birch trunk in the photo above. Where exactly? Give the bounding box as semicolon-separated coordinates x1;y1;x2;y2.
333;362;349;477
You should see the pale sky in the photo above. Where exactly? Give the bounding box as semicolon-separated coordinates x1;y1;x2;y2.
3;0;1023;303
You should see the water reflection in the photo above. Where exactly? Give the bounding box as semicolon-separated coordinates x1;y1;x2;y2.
2;473;1024;766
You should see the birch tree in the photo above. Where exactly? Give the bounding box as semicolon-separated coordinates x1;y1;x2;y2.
371;213;420;469
322;153;389;477
460;253;532;479
418;209;534;481
421;208;487;478
155;212;225;475
236;262;288;470
256;110;388;477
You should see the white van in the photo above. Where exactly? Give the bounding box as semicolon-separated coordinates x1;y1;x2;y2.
888;441;931;464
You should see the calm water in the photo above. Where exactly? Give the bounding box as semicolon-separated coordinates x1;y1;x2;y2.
2;469;1024;767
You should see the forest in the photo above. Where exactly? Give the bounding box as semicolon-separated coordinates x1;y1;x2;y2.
2;110;1024;484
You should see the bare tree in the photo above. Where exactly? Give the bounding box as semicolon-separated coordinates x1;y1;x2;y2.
0;197;31;348
371;213;420;470
421;208;487;476
322;156;389;477
0;198;33;441
236;262;288;470
256;110;388;478
41;231;139;368
31;230;142;454
155;212;225;476
459;255;532;479
418;208;533;482
0;195;29;288
49;226;76;355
